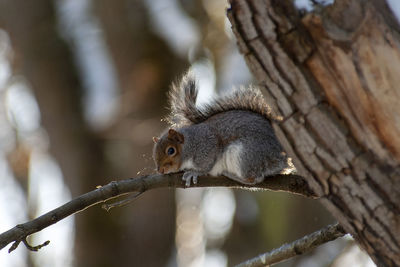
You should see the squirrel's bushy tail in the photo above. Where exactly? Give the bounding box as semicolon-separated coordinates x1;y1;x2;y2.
167;71;275;127
167;71;203;126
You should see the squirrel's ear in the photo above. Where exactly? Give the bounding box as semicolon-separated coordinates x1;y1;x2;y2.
168;129;184;143
152;137;159;143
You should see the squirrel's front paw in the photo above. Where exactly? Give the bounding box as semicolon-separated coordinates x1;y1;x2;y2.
182;171;200;187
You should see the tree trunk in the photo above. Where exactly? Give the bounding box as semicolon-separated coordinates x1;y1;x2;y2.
0;0;177;266
0;1;125;266
227;0;400;266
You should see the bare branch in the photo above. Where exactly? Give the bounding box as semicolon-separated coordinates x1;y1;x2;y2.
0;172;315;252
102;191;144;211
234;223;346;267
22;238;50;252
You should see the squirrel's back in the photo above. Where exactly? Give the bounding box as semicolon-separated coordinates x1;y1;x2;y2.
167;71;275;127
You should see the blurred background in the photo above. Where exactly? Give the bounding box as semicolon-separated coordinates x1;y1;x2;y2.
0;0;379;266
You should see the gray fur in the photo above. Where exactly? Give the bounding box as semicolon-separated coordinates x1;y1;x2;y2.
167;70;201;126
157;72;294;185
167;71;276;127
177;110;290;184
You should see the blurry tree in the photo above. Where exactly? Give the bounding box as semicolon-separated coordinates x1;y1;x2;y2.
0;0;184;266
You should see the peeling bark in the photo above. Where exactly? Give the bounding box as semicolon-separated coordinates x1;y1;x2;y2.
227;0;400;266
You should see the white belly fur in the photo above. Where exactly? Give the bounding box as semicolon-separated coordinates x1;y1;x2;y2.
209;143;243;178
180;158;195;170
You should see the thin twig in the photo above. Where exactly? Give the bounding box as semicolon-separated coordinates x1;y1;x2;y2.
22;238;50;252
102;191;144;211
235;222;346;267
0;172;315;252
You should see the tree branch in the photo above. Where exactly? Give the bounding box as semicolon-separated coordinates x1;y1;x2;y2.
235;222;346;267
0;172;315;252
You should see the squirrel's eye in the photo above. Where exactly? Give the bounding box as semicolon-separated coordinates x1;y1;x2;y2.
167;147;175;156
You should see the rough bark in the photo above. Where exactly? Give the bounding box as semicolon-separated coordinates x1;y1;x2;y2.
227;0;400;266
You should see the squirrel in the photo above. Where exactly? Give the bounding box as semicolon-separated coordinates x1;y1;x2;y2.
153;71;294;186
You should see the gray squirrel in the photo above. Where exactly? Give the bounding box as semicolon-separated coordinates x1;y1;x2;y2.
153;71;294;186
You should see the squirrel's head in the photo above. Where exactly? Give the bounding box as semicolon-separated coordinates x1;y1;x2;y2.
152;128;184;174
